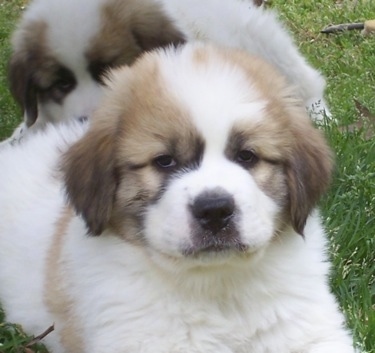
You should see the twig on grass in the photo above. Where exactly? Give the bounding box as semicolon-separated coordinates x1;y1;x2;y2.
321;20;375;35
321;22;364;33
24;325;54;349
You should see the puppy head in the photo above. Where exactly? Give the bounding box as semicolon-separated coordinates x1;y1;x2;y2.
8;0;185;127
62;43;332;265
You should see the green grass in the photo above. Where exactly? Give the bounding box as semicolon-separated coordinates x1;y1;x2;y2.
275;1;375;352
0;0;24;138
0;308;49;353
0;0;374;352
272;1;375;351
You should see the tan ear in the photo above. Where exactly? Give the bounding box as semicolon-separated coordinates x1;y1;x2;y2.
286;124;333;235
8;20;49;127
8;52;39;126
62;122;118;236
131;5;186;51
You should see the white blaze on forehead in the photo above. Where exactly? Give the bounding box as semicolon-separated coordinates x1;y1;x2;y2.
158;44;267;153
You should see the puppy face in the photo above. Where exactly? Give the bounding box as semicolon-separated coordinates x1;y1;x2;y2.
63;44;333;268
8;0;185;127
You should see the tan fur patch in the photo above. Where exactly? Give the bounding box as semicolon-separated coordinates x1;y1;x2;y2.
44;207;84;352
9;20;49;125
62;120;119;235
86;0;185;70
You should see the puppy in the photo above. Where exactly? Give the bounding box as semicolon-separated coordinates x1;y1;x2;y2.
8;0;185;130
0;43;354;353
5;0;328;145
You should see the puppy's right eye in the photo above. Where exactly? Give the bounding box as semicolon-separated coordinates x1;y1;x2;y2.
153;155;177;169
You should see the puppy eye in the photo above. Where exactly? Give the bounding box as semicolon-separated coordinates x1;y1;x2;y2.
236;149;259;167
154;155;177;169
53;79;75;93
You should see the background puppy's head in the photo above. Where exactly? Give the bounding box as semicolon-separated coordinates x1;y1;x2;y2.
62;43;333;264
8;0;185;128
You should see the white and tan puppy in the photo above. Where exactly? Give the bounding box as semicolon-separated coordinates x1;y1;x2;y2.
8;0;185;130
0;44;353;353
5;0;328;145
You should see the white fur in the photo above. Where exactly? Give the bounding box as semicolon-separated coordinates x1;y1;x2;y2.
0;45;353;353
159;0;329;117
0;123;87;352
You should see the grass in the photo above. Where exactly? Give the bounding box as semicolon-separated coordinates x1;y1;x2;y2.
0;0;24;138
0;0;374;352
273;1;375;351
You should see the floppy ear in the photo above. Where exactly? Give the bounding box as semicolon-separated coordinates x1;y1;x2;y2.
62;122;119;236
286;123;333;235
8;53;38;127
132;7;185;51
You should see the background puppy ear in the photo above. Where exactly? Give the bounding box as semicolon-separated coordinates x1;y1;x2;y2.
8;54;38;127
132;8;185;51
286;123;334;235
62;123;118;236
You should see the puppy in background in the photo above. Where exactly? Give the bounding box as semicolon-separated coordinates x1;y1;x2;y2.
7;0;185;132
3;0;328;145
0;43;355;353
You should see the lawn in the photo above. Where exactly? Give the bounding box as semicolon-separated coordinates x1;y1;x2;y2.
0;0;374;352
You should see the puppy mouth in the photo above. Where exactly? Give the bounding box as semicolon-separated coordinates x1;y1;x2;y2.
183;238;249;257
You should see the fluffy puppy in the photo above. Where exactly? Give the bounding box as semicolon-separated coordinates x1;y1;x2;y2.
0;43;354;353
8;0;185;129
5;0;328;144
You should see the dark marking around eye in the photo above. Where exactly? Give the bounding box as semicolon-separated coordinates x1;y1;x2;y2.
179;138;205;173
150;135;205;175
226;129;281;168
236;149;259;168
39;66;76;104
225;130;258;169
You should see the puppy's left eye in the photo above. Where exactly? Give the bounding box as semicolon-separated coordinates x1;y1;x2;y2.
154;155;177;169
53;78;75;93
236;150;259;167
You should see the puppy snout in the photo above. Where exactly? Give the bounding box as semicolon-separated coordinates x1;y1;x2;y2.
191;191;235;233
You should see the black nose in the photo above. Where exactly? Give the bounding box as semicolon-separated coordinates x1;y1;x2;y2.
191;191;235;233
